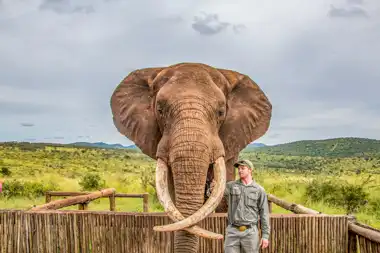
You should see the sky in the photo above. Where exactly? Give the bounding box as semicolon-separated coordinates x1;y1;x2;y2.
0;0;379;146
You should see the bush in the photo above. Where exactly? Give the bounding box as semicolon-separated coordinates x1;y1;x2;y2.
78;173;106;191
368;197;380;219
304;178;369;214
0;167;11;176
0;179;59;199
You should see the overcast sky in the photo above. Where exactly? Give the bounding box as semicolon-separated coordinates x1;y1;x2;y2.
0;0;379;146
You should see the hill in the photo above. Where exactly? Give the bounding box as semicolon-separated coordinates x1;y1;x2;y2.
70;142;127;149
246;142;266;148
249;137;380;157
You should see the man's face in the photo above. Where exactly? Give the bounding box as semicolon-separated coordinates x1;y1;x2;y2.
237;165;252;179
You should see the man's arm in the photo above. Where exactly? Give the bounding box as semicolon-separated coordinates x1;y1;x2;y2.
258;189;270;240
213;181;230;213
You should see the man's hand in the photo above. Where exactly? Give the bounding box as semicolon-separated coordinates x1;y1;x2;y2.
260;238;269;249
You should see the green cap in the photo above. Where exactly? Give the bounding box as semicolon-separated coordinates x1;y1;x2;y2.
234;159;253;169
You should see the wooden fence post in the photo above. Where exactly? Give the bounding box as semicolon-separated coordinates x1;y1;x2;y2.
348;231;358;253
78;203;88;210
143;193;149;212
268;200;272;213
109;192;116;211
45;192;51;203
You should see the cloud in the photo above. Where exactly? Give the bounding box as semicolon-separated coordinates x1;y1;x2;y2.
24;138;37;141
347;0;364;5
20;123;35;127
191;12;246;35
192;12;230;35
0;100;58;116
39;0;94;14
328;4;368;18
0;0;379;147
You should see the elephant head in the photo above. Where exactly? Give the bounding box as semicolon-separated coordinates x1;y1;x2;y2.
110;63;272;252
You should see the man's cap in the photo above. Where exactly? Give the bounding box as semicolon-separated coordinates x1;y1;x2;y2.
234;159;253;169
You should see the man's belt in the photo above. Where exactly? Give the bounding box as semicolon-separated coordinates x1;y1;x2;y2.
231;224;253;232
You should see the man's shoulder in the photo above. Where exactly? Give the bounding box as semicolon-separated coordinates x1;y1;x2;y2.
252;182;266;193
226;180;238;187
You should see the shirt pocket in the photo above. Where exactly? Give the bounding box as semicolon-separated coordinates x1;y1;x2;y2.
246;191;259;208
231;186;241;202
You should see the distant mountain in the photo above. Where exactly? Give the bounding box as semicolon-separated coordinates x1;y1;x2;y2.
245;142;267;149
4;137;378;158
69;142;267;151
251;137;380;157
70;142;128;149
125;144;138;149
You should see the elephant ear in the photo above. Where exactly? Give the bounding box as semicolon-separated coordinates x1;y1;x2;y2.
110;67;164;159
217;69;272;159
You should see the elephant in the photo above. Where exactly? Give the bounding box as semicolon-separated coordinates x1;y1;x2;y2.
110;62;272;253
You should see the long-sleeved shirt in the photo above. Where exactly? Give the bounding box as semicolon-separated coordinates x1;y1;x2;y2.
224;179;271;239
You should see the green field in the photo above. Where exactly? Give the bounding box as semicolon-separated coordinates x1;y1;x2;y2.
0;138;379;229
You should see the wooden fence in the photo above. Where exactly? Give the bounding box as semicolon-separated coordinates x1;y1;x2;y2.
1;189;379;252
268;194;380;253
0;210;348;253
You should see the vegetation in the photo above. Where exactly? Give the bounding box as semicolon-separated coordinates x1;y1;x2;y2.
246;137;380;158
0;139;379;229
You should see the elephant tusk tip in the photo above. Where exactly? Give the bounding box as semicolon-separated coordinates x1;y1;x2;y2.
153;225;168;232
153;225;224;240
153;224;177;232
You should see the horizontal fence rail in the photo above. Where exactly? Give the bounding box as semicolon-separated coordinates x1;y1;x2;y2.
45;190;149;212
0;210;348;253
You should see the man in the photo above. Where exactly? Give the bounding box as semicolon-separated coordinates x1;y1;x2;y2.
223;159;270;253
0;178;3;193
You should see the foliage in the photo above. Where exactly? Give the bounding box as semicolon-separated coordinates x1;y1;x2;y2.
1;179;59;199
0;141;379;228
78;173;106;191
1;166;11;176
244;137;380;158
304;176;372;214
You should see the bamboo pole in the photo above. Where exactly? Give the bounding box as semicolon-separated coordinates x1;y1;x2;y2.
28;188;116;211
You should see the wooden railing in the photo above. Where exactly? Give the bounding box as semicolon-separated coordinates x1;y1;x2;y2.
267;194;380;253
43;189;149;212
1;188;379;252
0;210;349;253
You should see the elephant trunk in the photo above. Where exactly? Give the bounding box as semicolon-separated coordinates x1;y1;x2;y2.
170;128;209;253
154;108;226;252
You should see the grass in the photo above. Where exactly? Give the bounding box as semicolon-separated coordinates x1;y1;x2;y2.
0;142;379;229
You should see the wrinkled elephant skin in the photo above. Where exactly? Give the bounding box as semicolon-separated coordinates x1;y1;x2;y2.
110;63;272;253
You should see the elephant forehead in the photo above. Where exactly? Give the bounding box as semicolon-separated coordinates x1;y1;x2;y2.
151;63;231;95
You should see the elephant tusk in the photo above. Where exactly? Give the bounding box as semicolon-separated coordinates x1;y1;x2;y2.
154;158;224;240
153;156;226;233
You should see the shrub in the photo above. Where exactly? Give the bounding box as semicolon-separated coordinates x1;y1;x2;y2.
78;173;106;191
340;184;368;214
0;179;59;199
140;165;155;192
0;167;11;176
304;178;369;215
368;197;380;219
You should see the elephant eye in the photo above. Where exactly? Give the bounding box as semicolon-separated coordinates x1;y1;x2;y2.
156;101;165;115
217;109;225;117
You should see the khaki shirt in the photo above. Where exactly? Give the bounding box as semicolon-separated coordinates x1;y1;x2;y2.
224;179;271;239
